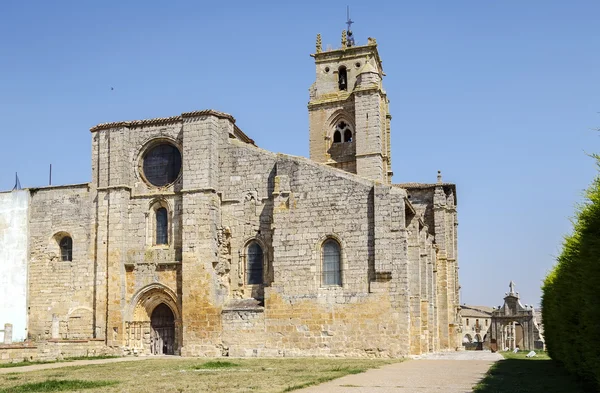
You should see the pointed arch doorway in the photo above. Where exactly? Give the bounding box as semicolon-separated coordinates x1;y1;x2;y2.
127;284;181;356
151;303;175;355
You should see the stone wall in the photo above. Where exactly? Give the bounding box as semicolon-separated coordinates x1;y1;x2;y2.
27;184;94;341
0;340;114;364
0;190;29;342
266;154;409;356
406;184;461;350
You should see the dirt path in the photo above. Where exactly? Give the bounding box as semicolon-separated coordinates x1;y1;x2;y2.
296;351;502;393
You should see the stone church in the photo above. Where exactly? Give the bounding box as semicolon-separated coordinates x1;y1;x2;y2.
0;30;461;358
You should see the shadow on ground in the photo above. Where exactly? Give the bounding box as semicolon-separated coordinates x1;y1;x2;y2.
473;356;590;393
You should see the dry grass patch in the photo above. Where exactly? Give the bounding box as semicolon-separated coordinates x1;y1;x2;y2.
0;357;396;393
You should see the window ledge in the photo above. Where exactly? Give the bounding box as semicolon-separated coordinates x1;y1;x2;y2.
318;285;344;290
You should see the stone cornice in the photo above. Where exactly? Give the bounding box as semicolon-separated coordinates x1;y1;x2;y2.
307;87;383;110
90;109;236;133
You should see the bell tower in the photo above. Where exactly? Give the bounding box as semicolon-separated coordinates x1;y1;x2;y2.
308;24;392;183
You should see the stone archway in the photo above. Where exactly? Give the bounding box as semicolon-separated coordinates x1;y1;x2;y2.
126;284;181;355
151;304;175;355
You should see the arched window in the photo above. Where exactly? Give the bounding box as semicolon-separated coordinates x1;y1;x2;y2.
322;239;341;286
247;241;263;285
338;66;347;91
333;121;353;145
60;236;73;261
344;129;352;142
333;131;342;143
466;318;469;326
485;319;488;326
156;207;168;245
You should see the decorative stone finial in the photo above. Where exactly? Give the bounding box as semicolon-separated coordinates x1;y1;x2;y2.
437;170;442;183
341;30;347;48
367;37;377;45
316;34;322;53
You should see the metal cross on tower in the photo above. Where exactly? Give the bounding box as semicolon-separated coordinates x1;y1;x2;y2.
346;6;354;32
346;6;355;47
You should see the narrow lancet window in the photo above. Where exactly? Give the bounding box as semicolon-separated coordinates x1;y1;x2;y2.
156;207;168;245
322;239;341;286
247;242;264;285
60;236;73;261
344;129;352;142
333;130;342;143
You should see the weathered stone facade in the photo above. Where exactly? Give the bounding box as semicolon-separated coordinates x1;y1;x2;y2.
1;32;461;358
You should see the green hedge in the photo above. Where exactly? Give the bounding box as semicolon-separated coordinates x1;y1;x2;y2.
542;157;600;390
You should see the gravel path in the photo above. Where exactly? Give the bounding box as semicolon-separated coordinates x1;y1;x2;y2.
296;351;502;393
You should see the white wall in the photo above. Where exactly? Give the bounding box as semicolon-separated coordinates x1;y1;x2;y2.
0;190;29;341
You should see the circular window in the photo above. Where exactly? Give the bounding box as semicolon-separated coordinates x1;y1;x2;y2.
142;143;182;187
324;66;330;73
355;62;361;68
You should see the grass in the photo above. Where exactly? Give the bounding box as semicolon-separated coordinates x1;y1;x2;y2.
0;355;119;369
0;357;395;393
0;361;54;369
192;361;240;369
473;351;590;393
0;379;118;392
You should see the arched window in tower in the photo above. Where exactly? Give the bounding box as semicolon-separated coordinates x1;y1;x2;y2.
60;236;73;261
333;121;353;144
338;66;347;91
344;129;352;142
156;207;168;245
333;130;342;143
247;241;264;285
322;239;341;286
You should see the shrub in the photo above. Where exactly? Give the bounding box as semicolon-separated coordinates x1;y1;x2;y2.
542;156;600;389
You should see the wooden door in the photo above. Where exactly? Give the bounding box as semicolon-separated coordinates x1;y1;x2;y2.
150;304;175;355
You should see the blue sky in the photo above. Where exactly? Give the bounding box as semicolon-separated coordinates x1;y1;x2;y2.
1;1;599;307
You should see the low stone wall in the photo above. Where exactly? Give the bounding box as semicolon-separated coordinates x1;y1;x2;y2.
0;339;116;364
